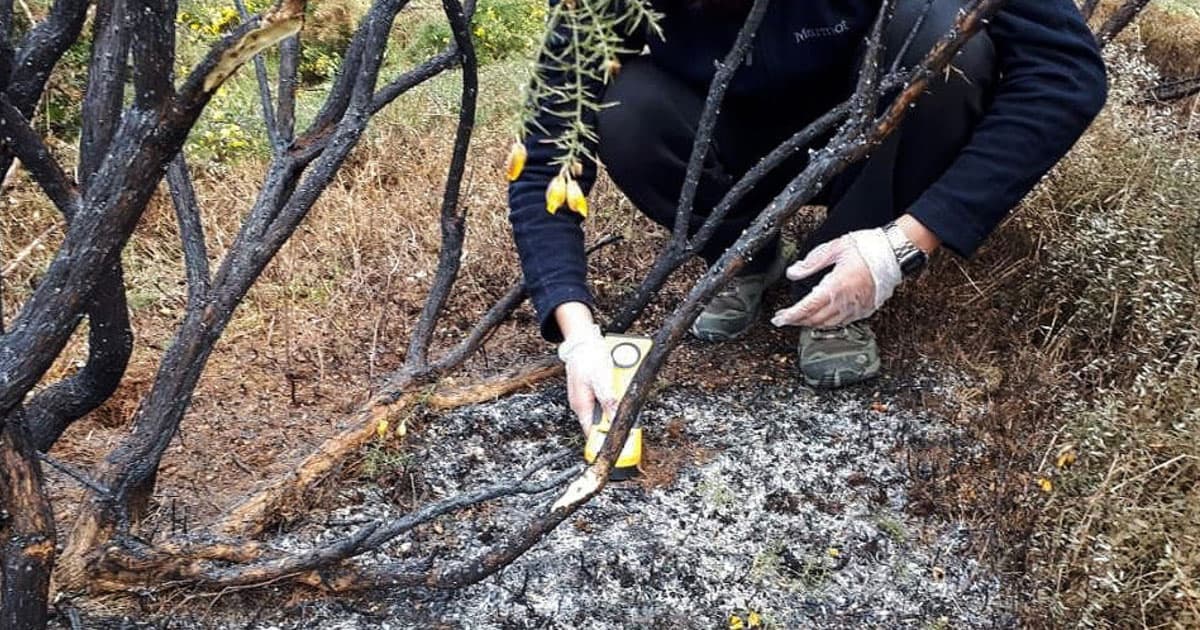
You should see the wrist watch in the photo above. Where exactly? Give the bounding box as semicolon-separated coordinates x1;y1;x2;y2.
882;220;929;278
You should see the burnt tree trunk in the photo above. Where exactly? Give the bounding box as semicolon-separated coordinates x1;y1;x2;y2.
59;0;475;585
0;412;56;629
0;0;308;613
24;0;138;453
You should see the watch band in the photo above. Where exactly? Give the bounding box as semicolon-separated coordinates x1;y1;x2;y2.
882;220;928;278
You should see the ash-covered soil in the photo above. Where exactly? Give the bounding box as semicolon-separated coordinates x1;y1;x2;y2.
66;375;1017;629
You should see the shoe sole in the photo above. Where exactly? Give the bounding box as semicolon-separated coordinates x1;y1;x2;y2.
800;359;882;390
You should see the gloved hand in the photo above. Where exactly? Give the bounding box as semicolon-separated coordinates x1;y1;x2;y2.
557;324;617;436
771;228;902;329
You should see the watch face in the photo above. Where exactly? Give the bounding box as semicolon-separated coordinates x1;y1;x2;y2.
900;251;928;276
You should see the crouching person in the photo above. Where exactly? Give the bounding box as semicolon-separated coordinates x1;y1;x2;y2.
507;0;1107;433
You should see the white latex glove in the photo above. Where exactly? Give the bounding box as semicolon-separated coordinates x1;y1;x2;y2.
771;228;902;329
557;324;617;436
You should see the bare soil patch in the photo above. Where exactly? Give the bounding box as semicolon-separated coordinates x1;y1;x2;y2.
56;368;1015;629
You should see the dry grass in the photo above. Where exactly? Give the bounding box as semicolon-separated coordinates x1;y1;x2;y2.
877;35;1200;628
1095;0;1200;79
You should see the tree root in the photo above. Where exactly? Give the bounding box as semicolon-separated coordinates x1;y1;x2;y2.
216;358;561;537
84;450;576;593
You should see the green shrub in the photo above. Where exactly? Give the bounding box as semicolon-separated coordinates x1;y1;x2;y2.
185;84;263;162
407;0;545;64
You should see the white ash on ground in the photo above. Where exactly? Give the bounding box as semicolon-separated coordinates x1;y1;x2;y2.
61;375;1017;629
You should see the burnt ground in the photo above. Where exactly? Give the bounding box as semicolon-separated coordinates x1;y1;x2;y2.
59;366;1018;629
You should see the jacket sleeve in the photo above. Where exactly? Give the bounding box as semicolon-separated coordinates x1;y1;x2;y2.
508;3;642;342
906;0;1108;257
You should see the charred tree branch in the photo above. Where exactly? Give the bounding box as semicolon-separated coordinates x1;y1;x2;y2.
24;262;132;452
608;102;852;332
8;0;90;112
850;0;898;127
166;155;212;307
130;0;177;110
426;234;623;377
1095;0;1152;48
1150;75;1200;102
668;0;769;246
405;0;479;370
277;34;300;145
0;94;79;216
78;0;131;188
36;451;114;498
234;0;280;149
372;45;461;113
890;0;935;76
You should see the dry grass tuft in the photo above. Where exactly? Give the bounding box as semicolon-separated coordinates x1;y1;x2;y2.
1095;0;1200;79
879;41;1200;628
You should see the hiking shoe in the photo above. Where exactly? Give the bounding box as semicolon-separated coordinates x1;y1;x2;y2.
797;320;881;389
690;240;797;342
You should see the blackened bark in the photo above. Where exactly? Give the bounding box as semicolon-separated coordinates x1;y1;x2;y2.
0;0;90;196
277;35;300;145
8;0;91;112
669;0;769;245
24;267;132;451
405;0;479;369
25;0;135;453
79;0;131;188
0;413;56;630
0;109;158;418
166;155;211;307
0;0;12;46
1081;0;1101;22
234;0;280;149
131;0;177;109
0;94;80;215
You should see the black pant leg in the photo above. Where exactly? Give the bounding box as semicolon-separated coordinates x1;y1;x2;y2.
597;57;780;274
794;0;998;296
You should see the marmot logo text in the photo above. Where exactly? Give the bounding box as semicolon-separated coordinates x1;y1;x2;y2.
795;20;850;43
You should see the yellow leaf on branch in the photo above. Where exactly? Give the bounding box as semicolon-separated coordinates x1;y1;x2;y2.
505;141;527;182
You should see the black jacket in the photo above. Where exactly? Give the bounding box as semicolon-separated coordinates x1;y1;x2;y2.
509;0;1108;341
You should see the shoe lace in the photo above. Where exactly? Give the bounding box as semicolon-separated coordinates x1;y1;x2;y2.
812;321;869;341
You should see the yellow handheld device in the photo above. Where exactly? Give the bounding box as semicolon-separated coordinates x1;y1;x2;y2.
583;334;653;480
